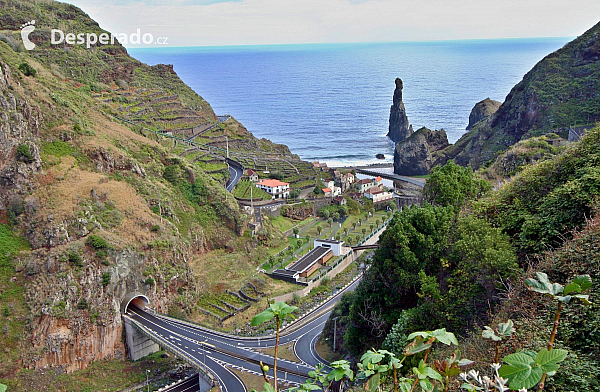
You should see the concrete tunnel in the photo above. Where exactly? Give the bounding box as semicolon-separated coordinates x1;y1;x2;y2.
120;292;150;314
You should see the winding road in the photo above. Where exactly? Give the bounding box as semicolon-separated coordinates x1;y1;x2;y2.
124;278;362;391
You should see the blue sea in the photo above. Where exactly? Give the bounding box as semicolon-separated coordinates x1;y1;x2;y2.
129;38;571;166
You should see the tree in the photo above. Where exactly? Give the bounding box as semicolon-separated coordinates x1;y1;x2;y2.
352;222;357;230
423;160;490;209
322;209;331;219
362;228;367;235
317;226;322;235
292;227;299;237
327;218;333;227
344;228;349;236
252;302;298;392
370;224;374;232
332;212;340;222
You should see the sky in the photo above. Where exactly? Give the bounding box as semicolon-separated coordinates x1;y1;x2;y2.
64;0;600;47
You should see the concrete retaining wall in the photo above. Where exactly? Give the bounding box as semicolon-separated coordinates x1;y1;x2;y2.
123;316;160;361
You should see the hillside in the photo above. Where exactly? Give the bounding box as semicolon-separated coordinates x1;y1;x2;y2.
322;127;600;391
0;0;307;387
440;21;600;169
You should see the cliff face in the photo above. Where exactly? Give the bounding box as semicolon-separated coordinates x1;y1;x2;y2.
393;127;449;176
387;78;413;143
466;98;501;130
442;21;600;169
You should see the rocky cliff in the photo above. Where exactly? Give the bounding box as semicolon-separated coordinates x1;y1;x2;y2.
387;78;413;143
466;98;501;130
441;21;600;169
393;127;449;176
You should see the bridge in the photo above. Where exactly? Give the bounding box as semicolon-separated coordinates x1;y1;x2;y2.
355;167;426;188
121;278;361;392
351;244;380;251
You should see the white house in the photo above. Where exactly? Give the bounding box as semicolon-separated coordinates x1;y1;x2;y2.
314;238;344;256
364;187;394;203
246;169;259;182
255;179;290;199
357;178;376;193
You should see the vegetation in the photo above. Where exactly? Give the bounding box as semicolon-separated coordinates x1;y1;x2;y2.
17;62;35;77
477;127;600;255
251;301;298;392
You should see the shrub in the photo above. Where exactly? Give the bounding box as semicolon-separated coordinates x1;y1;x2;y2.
86;234;108;249
77;299;89;310
163;164;180;185
18;62;36;77
67;250;83;267
101;271;111;286
145;277;155;286
16;144;34;163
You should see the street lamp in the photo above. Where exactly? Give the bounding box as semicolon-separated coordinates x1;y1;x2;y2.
332;317;339;352
146;369;150;392
199;341;216;369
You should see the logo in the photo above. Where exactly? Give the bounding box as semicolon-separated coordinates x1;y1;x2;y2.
20;20;36;51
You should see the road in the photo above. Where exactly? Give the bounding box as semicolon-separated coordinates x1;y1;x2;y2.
226;162;243;192
129;277;362;392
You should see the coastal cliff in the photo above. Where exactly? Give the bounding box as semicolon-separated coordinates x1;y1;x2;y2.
441;21;600;169
387;78;413;143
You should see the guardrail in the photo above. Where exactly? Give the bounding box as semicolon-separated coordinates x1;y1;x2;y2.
124;315;217;388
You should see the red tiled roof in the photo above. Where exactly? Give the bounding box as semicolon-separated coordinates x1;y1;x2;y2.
257;179;290;188
366;187;383;194
246;169;256;176
322;187;332;193
357;178;373;184
376;176;382;181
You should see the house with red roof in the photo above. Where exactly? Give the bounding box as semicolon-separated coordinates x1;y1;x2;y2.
255;179;290;199
246;169;259;182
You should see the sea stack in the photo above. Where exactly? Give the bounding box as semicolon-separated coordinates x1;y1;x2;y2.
387;78;413;143
466;98;501;130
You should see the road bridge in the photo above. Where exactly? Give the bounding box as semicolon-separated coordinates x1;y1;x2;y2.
122;278;362;391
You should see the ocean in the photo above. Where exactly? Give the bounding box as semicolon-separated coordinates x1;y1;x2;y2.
129;38;571;167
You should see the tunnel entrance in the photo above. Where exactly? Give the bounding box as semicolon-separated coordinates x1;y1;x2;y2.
120;292;150;314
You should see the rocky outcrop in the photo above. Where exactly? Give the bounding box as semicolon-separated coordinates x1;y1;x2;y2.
387;78;413;143
466;98;501;130
393;127;449;176
23;246;197;372
441;21;600;169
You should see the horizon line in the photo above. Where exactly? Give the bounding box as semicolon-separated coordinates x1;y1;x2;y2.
126;35;575;50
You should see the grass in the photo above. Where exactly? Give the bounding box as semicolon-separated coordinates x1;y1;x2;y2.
257;342;300;363
315;337;343;363
233;180;271;200
0;224;30;378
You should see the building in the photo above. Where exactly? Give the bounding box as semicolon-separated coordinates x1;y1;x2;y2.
333;196;346;206
314;239;344;256
364;186;394;203
271;246;333;282
375;176;383;187
322;187;332;197
255;179;290;199
357;178;377;193
246;169;259;182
